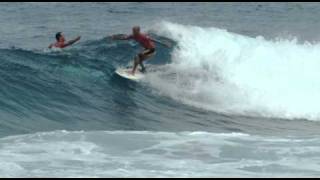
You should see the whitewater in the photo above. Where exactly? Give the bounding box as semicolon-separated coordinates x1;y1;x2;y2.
149;22;320;120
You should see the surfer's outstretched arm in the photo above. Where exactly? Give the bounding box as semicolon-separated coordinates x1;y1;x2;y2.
63;36;81;48
112;34;132;40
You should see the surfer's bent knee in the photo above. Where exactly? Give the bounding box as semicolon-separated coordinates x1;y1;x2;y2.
138;53;144;59
134;55;140;64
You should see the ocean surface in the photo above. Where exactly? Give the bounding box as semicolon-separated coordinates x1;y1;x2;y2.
1;2;320;177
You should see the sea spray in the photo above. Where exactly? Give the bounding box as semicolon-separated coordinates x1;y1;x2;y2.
149;21;320;120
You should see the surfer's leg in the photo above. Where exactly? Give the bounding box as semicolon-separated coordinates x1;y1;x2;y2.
138;49;155;73
131;55;140;75
139;61;146;73
132;49;155;75
138;53;146;73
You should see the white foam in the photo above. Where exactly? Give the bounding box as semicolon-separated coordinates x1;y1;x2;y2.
149;21;320;121
0;130;320;177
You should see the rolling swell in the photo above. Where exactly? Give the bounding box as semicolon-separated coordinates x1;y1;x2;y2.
1;32;320;138
0;36;208;137
0;47;113;136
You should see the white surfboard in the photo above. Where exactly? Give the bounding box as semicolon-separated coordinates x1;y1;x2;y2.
115;68;145;81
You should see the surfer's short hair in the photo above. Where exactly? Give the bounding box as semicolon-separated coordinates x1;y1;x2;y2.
55;32;62;41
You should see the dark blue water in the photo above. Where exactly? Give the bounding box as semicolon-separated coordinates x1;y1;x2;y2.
1;2;320;177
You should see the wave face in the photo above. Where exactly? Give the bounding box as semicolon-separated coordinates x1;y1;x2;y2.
0;38;176;136
1;130;320;178
150;22;320;121
1;26;320;138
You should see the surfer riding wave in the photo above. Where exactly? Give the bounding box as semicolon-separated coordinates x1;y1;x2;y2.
112;26;170;75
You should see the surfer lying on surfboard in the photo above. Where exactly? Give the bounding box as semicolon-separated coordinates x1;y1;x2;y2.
112;26;170;75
